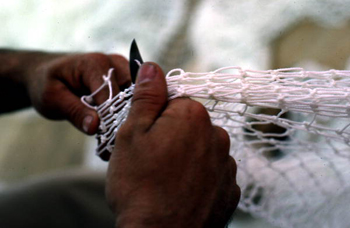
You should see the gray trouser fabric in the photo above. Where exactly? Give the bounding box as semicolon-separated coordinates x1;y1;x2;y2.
0;169;115;228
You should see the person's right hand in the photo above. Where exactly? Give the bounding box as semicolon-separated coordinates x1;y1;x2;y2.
106;62;241;228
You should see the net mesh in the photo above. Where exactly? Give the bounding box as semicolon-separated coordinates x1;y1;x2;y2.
83;66;350;228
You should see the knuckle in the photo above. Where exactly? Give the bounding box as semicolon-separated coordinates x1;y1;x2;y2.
214;126;231;158
229;156;238;173
109;54;129;65
79;53;110;71
229;157;239;184
217;126;230;145
164;99;210;123
188;100;210;121
161;106;178;118
85;52;109;63
162;98;186;118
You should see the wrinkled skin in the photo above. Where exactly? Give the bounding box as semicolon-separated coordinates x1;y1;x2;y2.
24;52;131;134
1;50;240;227
106;63;240;228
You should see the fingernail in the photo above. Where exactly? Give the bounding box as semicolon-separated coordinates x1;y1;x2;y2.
83;115;93;133
136;63;157;85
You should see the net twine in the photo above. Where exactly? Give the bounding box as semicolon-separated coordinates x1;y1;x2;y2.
82;66;350;228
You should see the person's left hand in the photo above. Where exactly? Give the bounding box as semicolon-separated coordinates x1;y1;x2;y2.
24;52;130;134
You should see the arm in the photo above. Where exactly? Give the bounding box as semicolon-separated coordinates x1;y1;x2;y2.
0;49;130;134
106;63;241;227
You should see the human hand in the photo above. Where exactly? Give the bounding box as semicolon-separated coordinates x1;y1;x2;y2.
25;52;130;134
106;63;240;227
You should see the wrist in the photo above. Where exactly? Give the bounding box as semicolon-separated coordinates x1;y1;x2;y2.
0;49;59;84
19;51;67;86
0;49;65;113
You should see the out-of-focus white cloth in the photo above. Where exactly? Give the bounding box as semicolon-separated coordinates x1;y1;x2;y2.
3;0;350;70
72;0;350;69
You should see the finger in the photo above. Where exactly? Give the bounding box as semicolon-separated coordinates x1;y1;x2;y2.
53;83;100;134
228;156;238;180
156;98;212;132
126;62;168;131
81;54;131;105
108;54;131;94
79;53;114;105
213;126;231;159
164;98;208;118
227;156;240;209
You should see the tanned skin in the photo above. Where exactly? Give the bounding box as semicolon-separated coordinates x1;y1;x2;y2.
0;50;240;227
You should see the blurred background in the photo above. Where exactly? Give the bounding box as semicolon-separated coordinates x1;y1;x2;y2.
1;0;350;227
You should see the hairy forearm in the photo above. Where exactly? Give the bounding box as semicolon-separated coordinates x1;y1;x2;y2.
0;49;63;113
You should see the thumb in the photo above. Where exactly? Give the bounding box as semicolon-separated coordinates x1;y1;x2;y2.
127;62;168;130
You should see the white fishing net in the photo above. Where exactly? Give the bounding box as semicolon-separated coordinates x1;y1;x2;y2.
82;66;350;228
